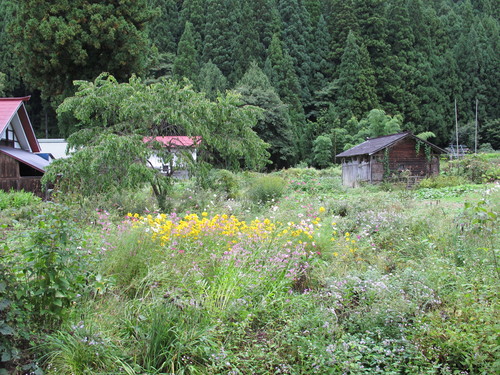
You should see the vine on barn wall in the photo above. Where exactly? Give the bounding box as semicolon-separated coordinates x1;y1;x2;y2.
383;148;390;179
424;144;432;162
415;140;422;156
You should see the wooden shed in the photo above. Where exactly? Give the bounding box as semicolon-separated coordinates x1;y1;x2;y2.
0;96;50;196
336;132;446;187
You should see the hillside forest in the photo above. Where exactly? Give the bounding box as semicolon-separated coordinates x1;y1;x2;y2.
0;0;499;168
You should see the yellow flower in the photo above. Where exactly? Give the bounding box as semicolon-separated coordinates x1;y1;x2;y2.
333;252;339;257
202;212;208;217
319;207;326;213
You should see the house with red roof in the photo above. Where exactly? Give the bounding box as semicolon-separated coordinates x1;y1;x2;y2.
0;96;50;196
143;136;201;178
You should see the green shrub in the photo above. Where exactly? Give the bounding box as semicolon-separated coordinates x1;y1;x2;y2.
418;175;468;188
445;154;500;183
0;190;40;210
247;175;286;204
208;169;240;199
13;207;91;327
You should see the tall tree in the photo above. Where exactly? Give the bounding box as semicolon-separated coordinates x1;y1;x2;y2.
0;0;18;95
236;61;297;169
148;0;181;55
179;0;205;51
202;0;243;84
334;31;378;123
278;0;314;102
325;0;358;70
264;33;302;111
173;22;200;82
198;61;228;100
9;0;155;106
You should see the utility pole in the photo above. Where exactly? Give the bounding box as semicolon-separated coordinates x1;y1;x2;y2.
455;98;459;158
475;98;478;154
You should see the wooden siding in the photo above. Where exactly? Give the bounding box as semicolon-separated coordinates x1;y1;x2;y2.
342;159;370;187
341;136;441;186
0;151;19;178
0;152;45;196
0;177;44;197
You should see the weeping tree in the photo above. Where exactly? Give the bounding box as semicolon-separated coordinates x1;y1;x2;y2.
43;74;269;210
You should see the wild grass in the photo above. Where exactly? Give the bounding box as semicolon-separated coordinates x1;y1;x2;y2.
1;170;498;374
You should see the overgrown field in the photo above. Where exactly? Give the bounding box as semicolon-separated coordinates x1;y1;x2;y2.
1;160;499;374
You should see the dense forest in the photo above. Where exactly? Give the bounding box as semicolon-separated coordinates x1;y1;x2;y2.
0;0;498;168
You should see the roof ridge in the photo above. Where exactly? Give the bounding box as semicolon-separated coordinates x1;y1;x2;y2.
366;131;411;141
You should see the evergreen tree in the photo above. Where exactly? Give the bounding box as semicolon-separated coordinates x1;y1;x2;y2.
278;0;314;103
198;61;228;100
334;31;378;123
236;62;297;169
173;22;200;82
310;15;332;98
325;0;358;69
0;0;18;94
9;0;155;106
180;0;205;48
148;0;181;55
202;0;243;84
264;33;302;111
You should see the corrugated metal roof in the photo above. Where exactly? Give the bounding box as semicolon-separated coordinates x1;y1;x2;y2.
0;146;50;173
0;98;24;134
336;132;446;158
143;136;202;147
0;96;40;152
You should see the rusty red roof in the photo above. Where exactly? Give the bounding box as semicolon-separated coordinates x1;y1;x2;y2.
143;136;202;147
0;96;40;152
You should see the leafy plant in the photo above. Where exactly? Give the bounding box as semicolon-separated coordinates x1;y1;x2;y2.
247;175;286;204
15;208;90;327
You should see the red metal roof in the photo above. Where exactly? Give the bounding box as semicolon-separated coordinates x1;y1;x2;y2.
143;136;202;147
0;146;50;173
0;96;40;152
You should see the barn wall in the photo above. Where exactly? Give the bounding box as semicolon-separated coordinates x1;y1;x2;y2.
0;152;19;178
0;177;44;197
369;138;440;180
0;154;44;196
342;159;370;187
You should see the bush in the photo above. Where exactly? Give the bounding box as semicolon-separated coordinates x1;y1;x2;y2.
208;169;240;199
418;175;468;189
0;190;40;210
445;154;500;183
247;175;286;204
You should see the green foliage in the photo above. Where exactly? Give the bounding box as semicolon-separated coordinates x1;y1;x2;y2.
14;208;90;327
0;260;19;369
312;135;332;168
208;169;240;199
236;61;297;169
418;175;469;189
173;21;200;82
9;0;155;105
0;190;41;210
43;134;155;201
0;71;5;96
445;154;500;183
248;175;286;204
41;328;132;375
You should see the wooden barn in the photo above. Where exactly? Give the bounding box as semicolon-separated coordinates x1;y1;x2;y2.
0;96;50;196
336;132;446;187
